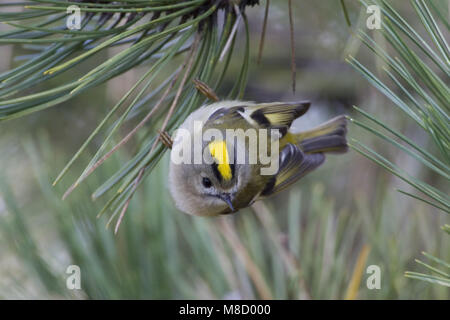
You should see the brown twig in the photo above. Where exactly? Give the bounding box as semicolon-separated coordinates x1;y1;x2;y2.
257;0;270;64
193;78;219;101
345;244;371;300
251;201;312;299
157;130;173;149
61;67;183;200
288;0;296;93
218;218;273;300
204;222;240;292
219;4;241;62
156;33;200;146
112;33;201;234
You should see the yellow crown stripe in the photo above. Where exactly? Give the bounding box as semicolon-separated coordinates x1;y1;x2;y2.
208;140;232;181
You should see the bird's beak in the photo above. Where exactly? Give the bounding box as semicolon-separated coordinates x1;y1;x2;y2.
219;193;235;212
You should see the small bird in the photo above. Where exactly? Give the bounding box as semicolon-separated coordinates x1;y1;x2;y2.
168;100;347;216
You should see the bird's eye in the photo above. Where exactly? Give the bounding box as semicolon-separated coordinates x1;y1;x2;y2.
202;177;212;188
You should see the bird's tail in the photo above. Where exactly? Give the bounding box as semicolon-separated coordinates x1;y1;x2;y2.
296;115;348;154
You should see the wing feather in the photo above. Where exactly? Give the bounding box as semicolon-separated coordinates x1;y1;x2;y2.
204;101;310;134
247;101;310;130
260;143;324;197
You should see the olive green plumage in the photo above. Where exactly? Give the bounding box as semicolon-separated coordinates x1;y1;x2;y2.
168;100;348;216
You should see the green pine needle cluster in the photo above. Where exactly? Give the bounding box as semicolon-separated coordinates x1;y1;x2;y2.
1;0;255;229
346;0;449;286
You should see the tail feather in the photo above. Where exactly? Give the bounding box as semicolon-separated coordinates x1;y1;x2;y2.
297;115;348;154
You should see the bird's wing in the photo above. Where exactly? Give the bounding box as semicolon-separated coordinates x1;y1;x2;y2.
205;101;310;136
242;101;310;133
206;105;246;123
259;143;325;198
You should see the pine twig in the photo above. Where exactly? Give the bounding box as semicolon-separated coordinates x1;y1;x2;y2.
288;0;296;93
257;0;270;64
193;78;219;101
113;32;201;234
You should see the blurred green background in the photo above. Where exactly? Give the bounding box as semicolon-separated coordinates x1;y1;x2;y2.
0;1;448;299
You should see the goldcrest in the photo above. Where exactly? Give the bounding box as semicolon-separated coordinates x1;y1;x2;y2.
168;100;347;216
